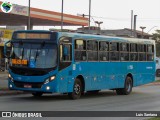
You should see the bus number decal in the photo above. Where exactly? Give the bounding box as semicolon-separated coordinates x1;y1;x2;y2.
73;64;76;70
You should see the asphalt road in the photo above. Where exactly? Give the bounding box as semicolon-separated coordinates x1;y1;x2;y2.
0;85;160;120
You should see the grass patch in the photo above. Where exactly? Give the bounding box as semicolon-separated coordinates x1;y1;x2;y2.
148;117;160;120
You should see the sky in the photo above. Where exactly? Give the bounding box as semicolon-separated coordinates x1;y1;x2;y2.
1;0;160;34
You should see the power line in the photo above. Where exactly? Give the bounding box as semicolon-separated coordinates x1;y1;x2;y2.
83;15;160;21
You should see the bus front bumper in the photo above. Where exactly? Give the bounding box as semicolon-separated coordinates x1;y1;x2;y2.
8;78;57;93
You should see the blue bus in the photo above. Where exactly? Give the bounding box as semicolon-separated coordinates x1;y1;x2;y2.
4;30;156;99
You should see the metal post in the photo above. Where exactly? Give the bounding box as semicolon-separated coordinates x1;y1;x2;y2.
95;21;103;34
131;10;133;37
140;26;146;38
88;0;91;33
27;0;31;30
133;15;137;38
61;0;64;31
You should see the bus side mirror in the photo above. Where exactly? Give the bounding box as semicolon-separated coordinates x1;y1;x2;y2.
4;40;11;58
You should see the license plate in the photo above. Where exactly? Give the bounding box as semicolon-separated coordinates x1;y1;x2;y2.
24;84;32;88
12;59;28;65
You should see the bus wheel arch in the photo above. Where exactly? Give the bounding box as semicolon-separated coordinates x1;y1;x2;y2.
76;75;85;93
116;74;133;95
68;75;85;100
126;73;133;87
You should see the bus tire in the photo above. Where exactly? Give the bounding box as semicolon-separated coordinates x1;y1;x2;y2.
116;76;132;95
68;78;82;100
32;92;43;97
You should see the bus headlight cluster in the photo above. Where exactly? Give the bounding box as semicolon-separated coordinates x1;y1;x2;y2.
44;75;56;84
8;74;14;82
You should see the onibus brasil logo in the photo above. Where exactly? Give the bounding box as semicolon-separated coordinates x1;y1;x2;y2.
1;1;13;13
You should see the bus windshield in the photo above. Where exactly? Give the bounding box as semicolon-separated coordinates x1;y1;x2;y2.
10;42;57;69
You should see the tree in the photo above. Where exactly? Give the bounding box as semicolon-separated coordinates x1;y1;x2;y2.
152;30;160;56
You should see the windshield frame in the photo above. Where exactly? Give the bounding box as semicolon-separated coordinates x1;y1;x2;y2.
10;40;58;70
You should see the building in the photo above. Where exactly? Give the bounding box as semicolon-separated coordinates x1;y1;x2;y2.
101;28;152;39
77;27;152;39
77;26;100;34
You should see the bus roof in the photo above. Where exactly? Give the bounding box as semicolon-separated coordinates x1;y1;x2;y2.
13;30;155;44
58;32;155;44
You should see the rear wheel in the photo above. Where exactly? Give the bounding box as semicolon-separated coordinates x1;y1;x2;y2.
32;92;43;97
116;76;132;95
68;78;82;100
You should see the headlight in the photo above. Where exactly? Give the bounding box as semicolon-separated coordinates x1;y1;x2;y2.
8;74;14;82
50;76;56;81
8;74;11;78
44;75;56;84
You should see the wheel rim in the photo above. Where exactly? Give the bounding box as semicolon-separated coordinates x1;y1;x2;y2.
126;80;131;92
74;84;81;95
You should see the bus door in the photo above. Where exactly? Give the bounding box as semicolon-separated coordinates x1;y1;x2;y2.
58;37;73;92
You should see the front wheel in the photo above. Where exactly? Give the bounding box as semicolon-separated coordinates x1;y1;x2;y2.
116;76;133;95
32;92;43;97
68;78;82;100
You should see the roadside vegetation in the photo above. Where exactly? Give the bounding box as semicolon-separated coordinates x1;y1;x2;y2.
152;30;160;57
148;117;160;120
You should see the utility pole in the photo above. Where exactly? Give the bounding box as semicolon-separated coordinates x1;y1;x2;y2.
61;0;64;31
133;15;137;38
88;0;91;33
27;0;31;30
131;10;133;37
140;26;146;38
95;21;103;34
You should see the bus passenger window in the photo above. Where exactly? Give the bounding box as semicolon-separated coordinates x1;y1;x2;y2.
74;39;86;61
99;41;109;51
99;41;109;61
109;42;119;61
110;42;119;51
120;43;129;61
88;51;98;61
139;53;146;61
120;43;129;51
75;51;86;61
130;44;137;52
138;44;146;61
120;53;129;61
147;44;154;61
75;40;86;50
99;52;108;61
130;53;138;61
87;40;98;61
87;40;98;51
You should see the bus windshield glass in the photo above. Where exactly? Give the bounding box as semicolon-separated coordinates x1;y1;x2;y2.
10;42;57;69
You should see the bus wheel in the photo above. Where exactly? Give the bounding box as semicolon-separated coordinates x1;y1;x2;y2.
116;76;132;95
68;78;82;100
32;92;43;97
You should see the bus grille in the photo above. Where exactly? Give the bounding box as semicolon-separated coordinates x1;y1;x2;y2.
14;81;43;88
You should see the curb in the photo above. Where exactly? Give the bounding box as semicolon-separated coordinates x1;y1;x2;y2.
145;82;160;86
